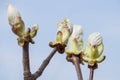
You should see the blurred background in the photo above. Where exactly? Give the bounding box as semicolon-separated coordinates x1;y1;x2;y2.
0;0;120;80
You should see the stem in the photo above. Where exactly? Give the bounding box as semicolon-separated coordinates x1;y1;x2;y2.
72;55;83;80
22;42;32;80
33;47;57;79
89;68;94;80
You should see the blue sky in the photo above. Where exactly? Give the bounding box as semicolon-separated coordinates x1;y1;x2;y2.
0;0;120;80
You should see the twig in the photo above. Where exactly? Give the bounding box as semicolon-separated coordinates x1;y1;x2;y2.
22;42;32;80
88;63;98;80
33;47;57;79
89;68;94;80
72;55;83;80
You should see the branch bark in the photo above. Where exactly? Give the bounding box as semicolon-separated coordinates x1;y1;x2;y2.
22;42;32;80
33;47;57;79
89;68;94;80
72;55;83;80
22;42;57;80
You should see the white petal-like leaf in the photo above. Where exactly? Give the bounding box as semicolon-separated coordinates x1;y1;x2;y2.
7;4;21;26
88;32;102;46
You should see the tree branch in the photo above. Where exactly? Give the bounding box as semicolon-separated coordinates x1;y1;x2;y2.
72;55;83;80
33;47;57;79
89;68;94;80
22;42;32;80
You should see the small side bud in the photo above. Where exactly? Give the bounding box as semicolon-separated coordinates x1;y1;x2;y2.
17;37;25;46
30;24;39;38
